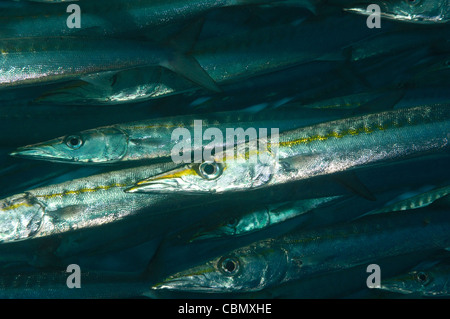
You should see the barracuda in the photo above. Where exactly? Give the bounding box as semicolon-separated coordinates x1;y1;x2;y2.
277;45;450;112
152;207;450;293
378;260;450;297
127;104;450;194
0;0;320;38
35;66;196;105
35;13;394;105
10;110;332;164
344;0;449;24
185;195;342;242
0;161;187;244
362;185;450;217
0;36;219;92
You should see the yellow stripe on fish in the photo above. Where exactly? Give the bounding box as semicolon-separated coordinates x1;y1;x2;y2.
34;182;129;199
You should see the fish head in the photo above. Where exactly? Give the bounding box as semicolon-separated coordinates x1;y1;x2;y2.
126;149;278;194
0;193;45;243
10;127;129;164
380;269;434;295
152;240;288;293
345;0;449;23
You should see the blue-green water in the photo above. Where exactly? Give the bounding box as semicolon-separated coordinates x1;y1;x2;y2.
0;0;449;299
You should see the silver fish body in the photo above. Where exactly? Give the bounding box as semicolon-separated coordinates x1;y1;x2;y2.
129;105;450;194
34;13;395;105
0;0;319;37
153;207;450;293
186;195;342;242
363;185;450;217
0;36;170;88
0;161;183;244
344;0;450;24
10;111;318;164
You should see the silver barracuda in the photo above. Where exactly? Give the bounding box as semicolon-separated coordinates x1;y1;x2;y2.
35;38;450;106
127;104;450;194
0;36;219;92
378;260;450;297
32;13;401;105
276;45;449;112
240;251;439;299
184;195;342;242
0;161;189;244
152;207;450;293
344;0;449;24
10;110;331;164
361;185;450;217
34;66;197;105
0;0;320;38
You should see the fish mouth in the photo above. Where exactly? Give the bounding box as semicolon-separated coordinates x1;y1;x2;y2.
152;277;229;293
151;259;226;292
9;147;55;160
378;284;414;295
9;145;95;164
152;270;218;292
9;145;79;163
125;179;181;193
152;278;202;291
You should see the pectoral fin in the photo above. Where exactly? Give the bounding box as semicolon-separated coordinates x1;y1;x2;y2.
160;18;221;93
161;55;221;93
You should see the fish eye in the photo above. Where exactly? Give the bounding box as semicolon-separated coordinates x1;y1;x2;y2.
218;257;240;276
64;135;83;149
198;161;222;180
416;272;429;285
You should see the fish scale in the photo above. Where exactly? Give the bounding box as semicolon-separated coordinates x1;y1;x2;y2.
10;110;317;164
153;207;450;292
128;105;450;194
0;36;167;87
0;0;449;300
0;161;181;243
0;0;319;37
